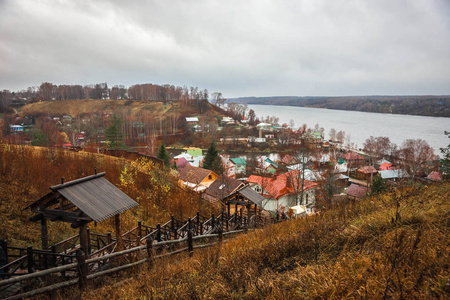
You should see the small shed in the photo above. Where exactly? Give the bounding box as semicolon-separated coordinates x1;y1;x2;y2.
25;172;138;253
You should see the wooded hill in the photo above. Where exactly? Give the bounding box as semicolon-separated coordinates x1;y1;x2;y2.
80;182;449;299
230;95;450;117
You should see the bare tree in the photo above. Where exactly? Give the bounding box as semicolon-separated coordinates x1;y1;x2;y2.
329;128;337;141
398;139;436;179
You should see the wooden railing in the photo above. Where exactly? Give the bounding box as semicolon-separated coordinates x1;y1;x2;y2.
0;227;248;300
0;210;268;299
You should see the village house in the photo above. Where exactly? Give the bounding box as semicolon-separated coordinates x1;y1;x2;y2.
230;157;247;175
257;157;278;175
345;183;369;199
202;175;245;206
173;150;204;168
378;169;410;182
280;154;297;166
221;155;236;178
356;166;378;182
426;171;442;182
178;165;219;192
341;152;366;168
304;132;323;144
246;169;318;213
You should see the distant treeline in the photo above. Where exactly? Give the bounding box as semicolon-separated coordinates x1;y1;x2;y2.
229;96;450;118
0;82;213;113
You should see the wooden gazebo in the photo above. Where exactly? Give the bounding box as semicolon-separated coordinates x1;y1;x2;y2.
222;186;265;218
25;172;138;253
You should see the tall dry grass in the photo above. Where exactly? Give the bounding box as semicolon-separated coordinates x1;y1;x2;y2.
0;144;212;247
77;182;449;299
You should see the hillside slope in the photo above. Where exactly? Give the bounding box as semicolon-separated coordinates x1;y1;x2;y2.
0;144;212;247
84;183;449;299
18;99;227;119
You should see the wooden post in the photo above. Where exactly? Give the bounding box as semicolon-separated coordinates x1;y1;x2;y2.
196;211;200;235
171;215;176;239
0;239;7;262
86;227;91;255
227;203;231;216
27;246;34;273
156;224;161;242
146;236;153;269
218;226;223;243
79;223;89;255
240;208;243;226
51;245;57;267
107;232;112;252
76;250;88;291
137;221;142;239
40;218;49;250
226;212;229;231
221;212;224;232
115;214;122;250
187;225;193;257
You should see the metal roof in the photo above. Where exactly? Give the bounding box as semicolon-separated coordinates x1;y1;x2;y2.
236;186;266;207
50;172;138;222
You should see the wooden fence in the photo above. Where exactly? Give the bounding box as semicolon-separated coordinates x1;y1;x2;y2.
0;210;265;299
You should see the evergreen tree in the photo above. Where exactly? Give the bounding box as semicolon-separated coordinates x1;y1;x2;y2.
157;142;171;168
105;115;126;149
440;131;450;179
203;142;223;174
31;129;48;146
370;176;387;196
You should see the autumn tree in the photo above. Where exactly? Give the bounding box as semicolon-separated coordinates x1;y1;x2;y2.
363;136;397;181
398;139;436;179
285;139;318;206
212;92;226;108
329;128;337;141
248;109;256;125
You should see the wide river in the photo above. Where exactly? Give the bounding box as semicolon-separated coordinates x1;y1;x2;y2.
247;104;450;153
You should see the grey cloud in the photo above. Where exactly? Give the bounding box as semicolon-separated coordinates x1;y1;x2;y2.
0;0;449;97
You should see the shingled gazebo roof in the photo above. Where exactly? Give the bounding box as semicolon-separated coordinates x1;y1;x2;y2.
26;172;138;225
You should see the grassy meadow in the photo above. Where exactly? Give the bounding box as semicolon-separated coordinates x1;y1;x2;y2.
71;182;450;299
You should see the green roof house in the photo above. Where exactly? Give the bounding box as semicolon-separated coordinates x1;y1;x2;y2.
230;158;247;174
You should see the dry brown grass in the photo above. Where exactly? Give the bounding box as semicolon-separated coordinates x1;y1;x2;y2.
18;99;226;120
0;144;212;247
76;183;449;299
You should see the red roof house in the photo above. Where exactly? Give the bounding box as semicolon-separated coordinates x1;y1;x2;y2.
379;162;395;171
247;170;318;212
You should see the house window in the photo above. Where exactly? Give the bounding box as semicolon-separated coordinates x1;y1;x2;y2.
255;185;262;193
208;175;212;180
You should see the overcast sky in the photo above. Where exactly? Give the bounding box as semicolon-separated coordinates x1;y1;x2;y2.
1;0;450;98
